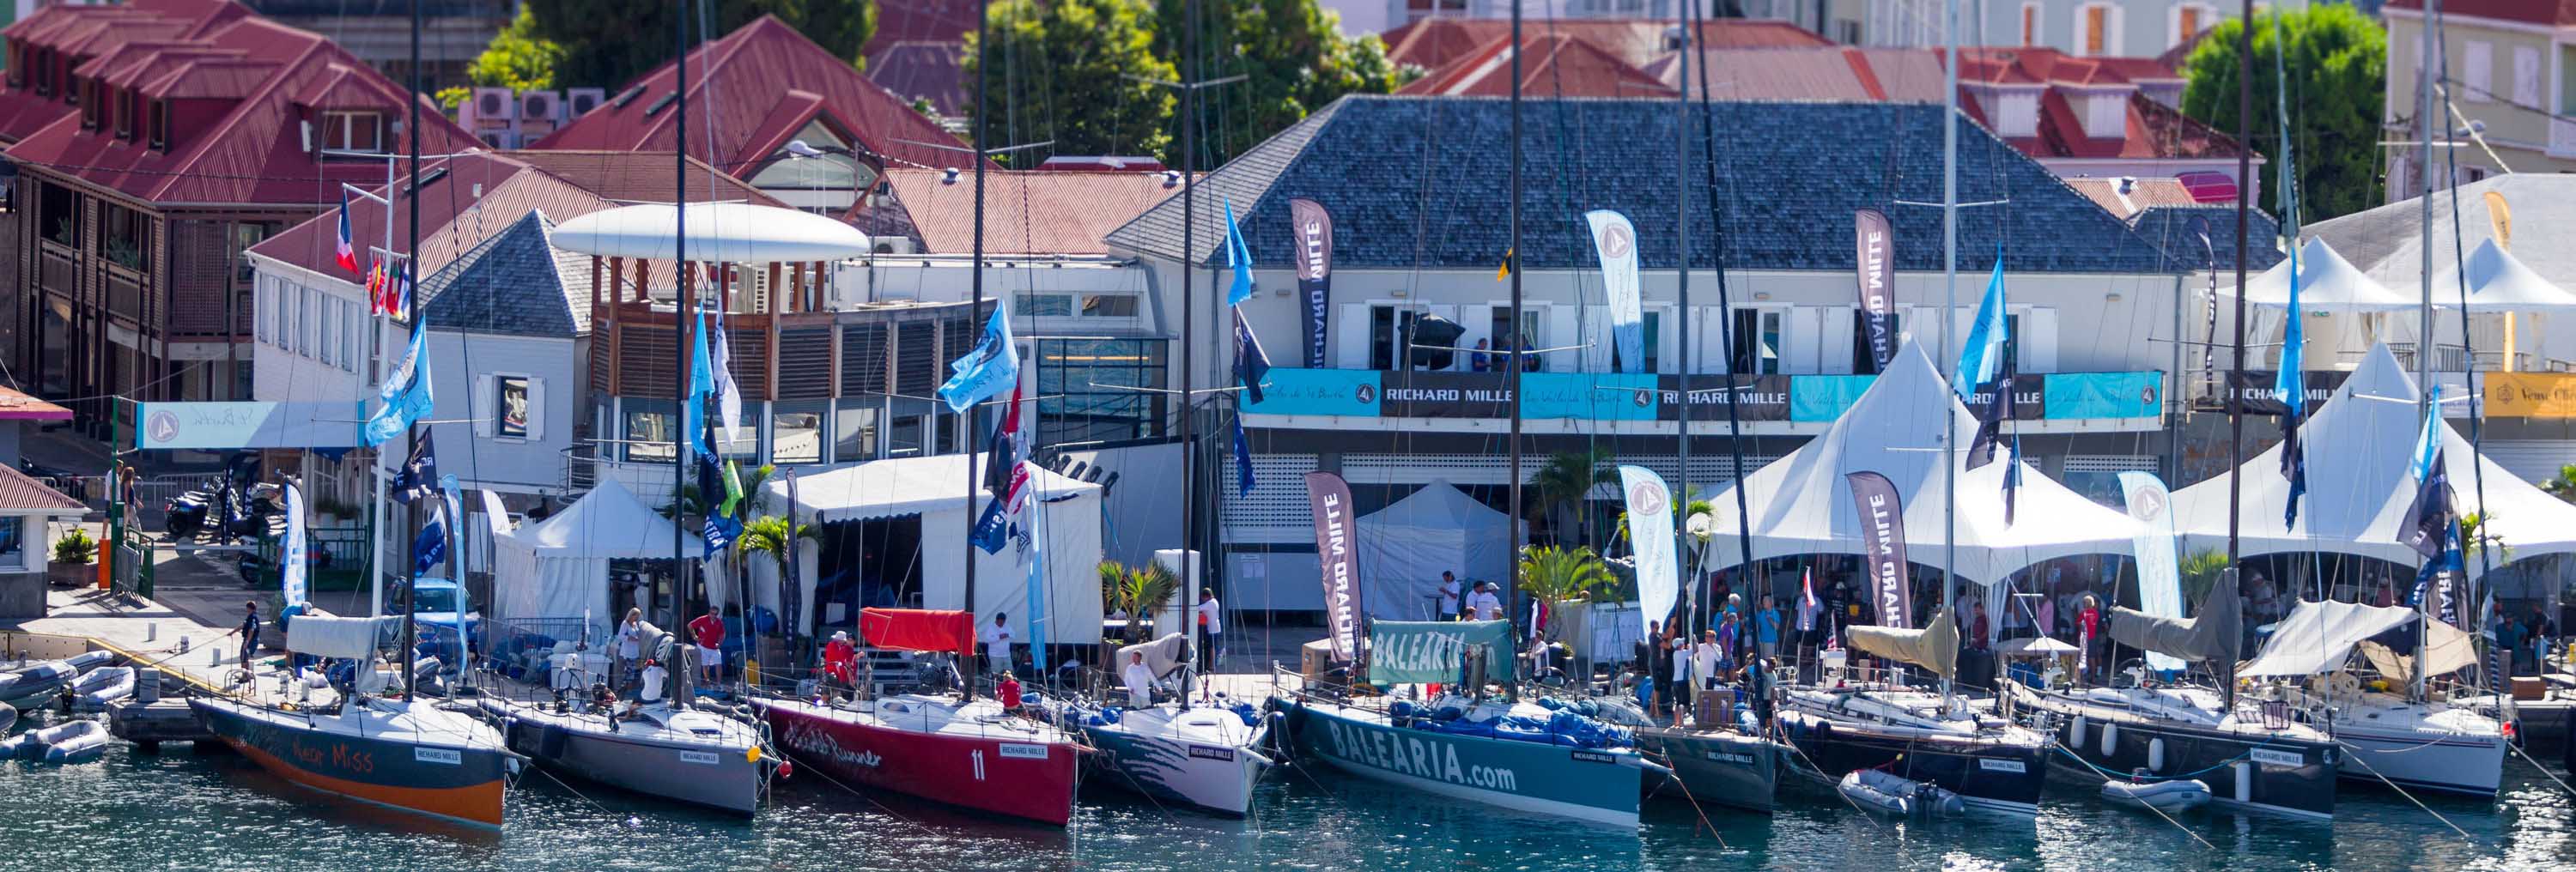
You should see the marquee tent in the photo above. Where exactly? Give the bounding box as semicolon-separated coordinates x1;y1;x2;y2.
490;478;703;628
1698;340;2144;586
1356;480;1518;621
2166;344;2576;577
2233;238;2415;312
767;453;1105;642
2433;238;2576;312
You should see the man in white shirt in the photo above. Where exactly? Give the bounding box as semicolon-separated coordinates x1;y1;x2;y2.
1194;589;1224;673
1121;651;1157;710
1466;582;1503;621
1691;630;1722;690
1437;572;1461;621
615;608;645;689
1668;637;1693;726
981;612;1016;680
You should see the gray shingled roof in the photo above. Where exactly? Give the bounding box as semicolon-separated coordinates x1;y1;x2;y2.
417;211;592;338
1104;95;2198;275
2126;205;2287;273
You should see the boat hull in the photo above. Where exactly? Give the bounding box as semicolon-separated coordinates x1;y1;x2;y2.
1075;712;1268;817
191;699;509;828
1779;711;2047;815
2333;724;2505;799
1634;728;1782;814
2011;686;2337;820
758;698;1078;826
1285;699;1643;827
483;701;765;815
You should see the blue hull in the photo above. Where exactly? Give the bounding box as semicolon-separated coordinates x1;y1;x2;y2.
1286;699;1643;827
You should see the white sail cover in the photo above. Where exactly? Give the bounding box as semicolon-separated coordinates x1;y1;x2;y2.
2234;238;2415;312
2166;344;2576;575
1846;610;1959;677
286;615;388;660
2239;599;2421;677
1700;340;2143;584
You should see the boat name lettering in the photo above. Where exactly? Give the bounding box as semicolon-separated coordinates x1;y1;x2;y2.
1321;718;1516;792
1704;750;1758;766
415;747;462;766
290;739;374;774
1187;744;1238;762
998;742;1051;760
2247;748;2303;768
1569;749;1616;765
1373;631;1472;677
1978;758;2026;773
678;750;721;766
781;720;883;768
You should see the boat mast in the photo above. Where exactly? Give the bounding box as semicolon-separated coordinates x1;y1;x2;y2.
1686;0;1753;646
2224;0;2252;711
397;0;426;700
1671;3;1691;635
1937;0;1958;705
671;0;693;664
963;0;989;699
2413;0;2441;704
1504;0;1523;614
1176;0;1198;703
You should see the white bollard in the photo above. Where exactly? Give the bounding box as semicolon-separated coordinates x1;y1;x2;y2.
147;622;158;643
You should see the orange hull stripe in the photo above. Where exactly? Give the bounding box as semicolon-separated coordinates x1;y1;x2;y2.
228;738;506;827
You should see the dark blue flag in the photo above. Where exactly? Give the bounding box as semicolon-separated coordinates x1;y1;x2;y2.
2280;410;2308;530
411;508;447;576
702;515;741;560
393;439;438;505
969;498;1011;554
1232;417;1256;494
2401;449;2455;560
1232;308;1271;404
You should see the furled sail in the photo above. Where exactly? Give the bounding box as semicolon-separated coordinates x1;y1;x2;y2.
1845;610;1958;678
2106;568;2243;664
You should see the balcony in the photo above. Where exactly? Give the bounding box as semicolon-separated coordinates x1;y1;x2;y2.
1241;367;2168;433
2554;116;2576;160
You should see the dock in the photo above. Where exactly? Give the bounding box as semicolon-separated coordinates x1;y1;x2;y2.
5;587;279;749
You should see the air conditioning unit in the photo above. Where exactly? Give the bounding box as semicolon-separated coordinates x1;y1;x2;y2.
475;128;522;150
519;90;562;123
470;88;516;128
517;116;559;140
565;88;608;117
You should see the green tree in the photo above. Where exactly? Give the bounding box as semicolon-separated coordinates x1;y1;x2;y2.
1529;448;1613;545
1517;545;1615;607
964;0;1176;161
735;514;817;584
469;6;569;93
513;0;878;94
2178;5;2385;222
1151;0;1400;167
1099;560;1180;644
2538;464;2576;504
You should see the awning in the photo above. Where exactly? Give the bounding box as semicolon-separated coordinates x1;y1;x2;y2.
550;202;873;263
2433;238;2576;312
2239;599;2422;678
859;608;973;654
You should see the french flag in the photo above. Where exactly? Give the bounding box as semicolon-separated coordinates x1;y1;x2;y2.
334;190;359;274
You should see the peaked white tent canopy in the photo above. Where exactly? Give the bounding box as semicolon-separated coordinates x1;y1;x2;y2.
2233;238;2415;312
1700;341;2144;585
491;478;704;627
2433;239;2576;312
551;202;874;263
768;454;1105;642
1356;480;1519;620
2166;344;2576;576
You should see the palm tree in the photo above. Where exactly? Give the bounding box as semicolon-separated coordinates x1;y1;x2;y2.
1100;560;1180;644
2179;548;2230;606
2540;465;2576;505
1517;545;1615;606
1530;448;1613;545
2460;512;2509;566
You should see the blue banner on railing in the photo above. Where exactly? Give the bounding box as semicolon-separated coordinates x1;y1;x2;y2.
136;402;367;450
1238;369;2164;423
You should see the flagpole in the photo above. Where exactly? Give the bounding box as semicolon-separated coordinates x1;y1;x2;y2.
397;0;425;701
369;155;394;620
2414;0;2442;705
2224;0;2253;712
963;0;989;699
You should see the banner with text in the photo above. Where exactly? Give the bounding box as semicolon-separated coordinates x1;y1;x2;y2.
2484;372;2576;418
136;402;367;450
1854;209;1897;372
1367;619;1516;686
1240;369;2164;423
1847;471;1911;630
1306;471;1367;663
1288;198;1334;369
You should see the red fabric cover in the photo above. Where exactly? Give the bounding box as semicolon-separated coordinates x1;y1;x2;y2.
860;609;974;655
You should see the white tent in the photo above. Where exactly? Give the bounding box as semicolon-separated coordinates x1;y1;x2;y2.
490;478;703;629
1356;480;1518;620
1700;340;2144;585
768;454;1105;643
2234;238;2415;312
2166;343;2576;577
2434;238;2576;312
550;203;874;263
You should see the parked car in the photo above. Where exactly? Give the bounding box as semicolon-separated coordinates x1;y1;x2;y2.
404;577;482;657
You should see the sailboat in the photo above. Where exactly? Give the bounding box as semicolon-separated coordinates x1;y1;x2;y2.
478;620;771;814
1051;632;1273;816
2234;599;2505;798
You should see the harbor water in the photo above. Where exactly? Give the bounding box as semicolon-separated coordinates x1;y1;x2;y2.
20;730;2573;871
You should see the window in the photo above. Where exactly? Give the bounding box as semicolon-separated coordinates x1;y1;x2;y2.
833;398;879;461
1079;294;1138;317
341;299;360;372
772;401;827;464
1018;293;1072;316
230;222;274;283
102;204;147;273
2002;313;2023;375
39;182;76;247
149;100;167;150
2514;46;2541;106
623;399;675;462
717;404;762;458
319;112;382;152
0;518;19;568
1034;338;1167;445
112;88;130;139
2081;5;2108;56
256;278;273;343
1852;312;1902;373
301;287;320;359
1832;20;1860;45
2464;41;2492;103
319;295;338;366
78;79;95;130
2020;3;2038;45
1730;308;1783;374
1639;311;1662;372
1369;306;1420;371
1489;306;1541;372
495;375;531;438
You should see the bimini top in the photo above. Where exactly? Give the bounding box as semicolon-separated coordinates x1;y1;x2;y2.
550;202;873;263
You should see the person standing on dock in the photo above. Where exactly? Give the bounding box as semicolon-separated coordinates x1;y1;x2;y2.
1437;572;1461;621
229;601;261;669
688;606;726;684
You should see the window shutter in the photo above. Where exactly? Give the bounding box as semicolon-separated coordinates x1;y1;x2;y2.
1334;303;1369;368
2027;307;2060;373
526;377;547;442
1820;306;1857;375
1546;304;1578;372
472;374;494;438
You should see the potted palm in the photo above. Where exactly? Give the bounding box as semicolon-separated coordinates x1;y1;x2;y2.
49;528;97;589
1099;560;1179;645
733;513;814;675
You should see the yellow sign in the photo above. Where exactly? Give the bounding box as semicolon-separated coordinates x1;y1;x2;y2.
2483;372;2576;418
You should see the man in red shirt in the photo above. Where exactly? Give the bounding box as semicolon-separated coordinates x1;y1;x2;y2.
822;630;858;699
688;606;726;684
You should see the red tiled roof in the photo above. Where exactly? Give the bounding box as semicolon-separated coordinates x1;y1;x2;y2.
1400;32;1677;99
878;167;1188;255
2385;0;2576;27
863;0;979;57
1382;17;1827;71
1648;47;1880;100
0;386;72;421
2063;177;2206;219
535;15;976;178
0;464;84;512
250;149;781;282
0;1;480;206
865;39;964;116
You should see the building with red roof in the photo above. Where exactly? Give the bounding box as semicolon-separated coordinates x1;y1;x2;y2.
1398;32;1678;98
0;0;478;431
1382;17;1827;71
533;15;977;219
864;167;1189;256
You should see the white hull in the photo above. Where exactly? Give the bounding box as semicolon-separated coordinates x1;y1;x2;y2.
2333;725;2506;798
1078;705;1271;817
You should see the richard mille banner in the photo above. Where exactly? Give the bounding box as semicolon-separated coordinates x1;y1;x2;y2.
1305;471;1366;663
1244;369;2164;422
1846;471;1912;630
1855;209;1897;372
1288;198;1334;368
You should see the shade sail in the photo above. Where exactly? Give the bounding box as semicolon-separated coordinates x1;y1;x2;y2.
2433;239;2576;312
2106;570;2241;664
550;202;873;263
2166;343;2576;576
2239;599;2421;677
2233;238;2415;312
2358;620;2476;683
1700;340;2145;585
